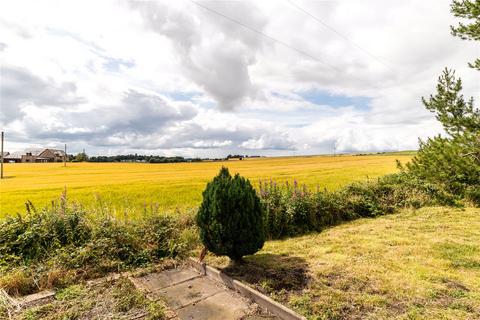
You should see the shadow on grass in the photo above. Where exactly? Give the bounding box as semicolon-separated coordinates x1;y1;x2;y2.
220;253;310;295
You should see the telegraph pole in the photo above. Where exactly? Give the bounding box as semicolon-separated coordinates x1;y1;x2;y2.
1;131;4;179
64;143;67;167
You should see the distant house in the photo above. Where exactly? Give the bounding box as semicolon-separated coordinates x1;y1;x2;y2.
21;148;45;163
38;149;66;162
3;151;22;163
3;148;66;163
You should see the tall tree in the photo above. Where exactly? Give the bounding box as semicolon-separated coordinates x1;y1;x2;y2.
422;68;480;135
450;0;480;69
404;1;480;205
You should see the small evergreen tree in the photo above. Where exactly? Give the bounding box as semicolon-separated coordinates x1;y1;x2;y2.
196;167;265;262
405;69;479;203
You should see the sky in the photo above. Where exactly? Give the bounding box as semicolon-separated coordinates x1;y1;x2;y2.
0;0;478;157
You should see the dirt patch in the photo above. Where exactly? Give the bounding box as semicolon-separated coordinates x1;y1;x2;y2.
440;278;469;291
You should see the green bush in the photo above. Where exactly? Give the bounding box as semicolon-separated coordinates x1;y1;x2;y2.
196;167;265;262
465;185;480;206
0;199;189;273
0;201;91;265
259;173;445;239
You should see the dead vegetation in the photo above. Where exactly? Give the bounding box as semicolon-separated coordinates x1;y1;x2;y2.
0;277;167;320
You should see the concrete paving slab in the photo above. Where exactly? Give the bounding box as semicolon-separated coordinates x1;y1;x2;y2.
130;265;285;320
16;290;55;308
152;276;224;309
176;291;248;320
243;316;279;320
132;268;200;292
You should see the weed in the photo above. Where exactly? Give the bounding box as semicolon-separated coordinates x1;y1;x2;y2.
55;284;85;301
0;198;189;296
0;268;36;296
112;278;145;312
145;301;166;320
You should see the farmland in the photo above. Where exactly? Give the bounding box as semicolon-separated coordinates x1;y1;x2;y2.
0;153;413;217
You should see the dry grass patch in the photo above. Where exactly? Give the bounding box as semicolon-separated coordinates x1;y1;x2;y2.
2;278;167;320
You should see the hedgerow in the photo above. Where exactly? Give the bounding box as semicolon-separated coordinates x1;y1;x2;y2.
0;195;197;296
259;172;453;239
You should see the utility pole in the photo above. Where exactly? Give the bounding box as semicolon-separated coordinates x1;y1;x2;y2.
1;131;4;179
64;143;67;167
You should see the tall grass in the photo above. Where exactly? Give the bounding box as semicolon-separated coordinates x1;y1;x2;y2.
0;192;198;296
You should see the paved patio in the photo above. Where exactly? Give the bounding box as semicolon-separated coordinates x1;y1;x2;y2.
130;267;278;320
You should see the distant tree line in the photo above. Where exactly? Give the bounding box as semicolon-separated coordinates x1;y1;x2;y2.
86;154;202;163
71;152;263;163
226;154;262;160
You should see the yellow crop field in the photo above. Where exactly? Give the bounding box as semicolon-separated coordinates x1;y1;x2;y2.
0;153;413;217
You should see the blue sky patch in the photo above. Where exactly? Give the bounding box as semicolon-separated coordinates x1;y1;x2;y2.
104;58;135;72
298;90;371;110
166;91;201;102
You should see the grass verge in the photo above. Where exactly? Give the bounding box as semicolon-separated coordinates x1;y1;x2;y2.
207;207;480;319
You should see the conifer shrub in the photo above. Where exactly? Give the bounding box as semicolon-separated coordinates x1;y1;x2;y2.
196;167;265;262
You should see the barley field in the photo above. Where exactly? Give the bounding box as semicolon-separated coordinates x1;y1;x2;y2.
0;153;413;217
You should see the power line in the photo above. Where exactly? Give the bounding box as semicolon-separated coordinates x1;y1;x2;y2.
189;0;344;74
286;0;391;70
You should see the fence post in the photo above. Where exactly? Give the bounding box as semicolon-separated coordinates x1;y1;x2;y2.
1;131;4;179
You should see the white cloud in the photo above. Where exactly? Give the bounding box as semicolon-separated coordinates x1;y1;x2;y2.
0;0;477;156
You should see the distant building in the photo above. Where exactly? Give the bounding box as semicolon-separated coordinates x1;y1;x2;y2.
3;148;66;163
3;151;22;163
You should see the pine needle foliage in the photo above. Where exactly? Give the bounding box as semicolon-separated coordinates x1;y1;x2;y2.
406;69;480;204
196;167;265;262
450;0;480;69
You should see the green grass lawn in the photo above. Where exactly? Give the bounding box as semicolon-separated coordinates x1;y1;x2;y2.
208;207;480;319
